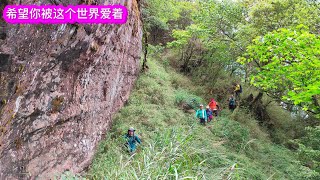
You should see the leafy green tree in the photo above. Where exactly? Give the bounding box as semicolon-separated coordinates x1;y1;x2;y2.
140;0;192;70
167;24;207;73
238;25;320;116
241;0;320;35
168;0;248;78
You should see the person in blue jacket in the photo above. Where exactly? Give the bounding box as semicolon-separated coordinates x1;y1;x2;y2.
195;104;207;125
206;105;213;122
124;127;141;153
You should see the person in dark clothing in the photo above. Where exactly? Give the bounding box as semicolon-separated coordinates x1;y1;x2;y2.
228;95;236;112
206;106;213;122
124;127;141;153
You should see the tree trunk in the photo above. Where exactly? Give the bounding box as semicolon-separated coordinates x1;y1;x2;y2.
181;43;194;73
312;95;319;112
251;91;263;107
142;27;148;71
248;91;274;129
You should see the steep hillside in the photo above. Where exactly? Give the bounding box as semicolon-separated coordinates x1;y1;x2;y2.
0;0;142;179
88;58;319;179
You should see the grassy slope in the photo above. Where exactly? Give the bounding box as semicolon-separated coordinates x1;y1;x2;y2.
86;59;316;179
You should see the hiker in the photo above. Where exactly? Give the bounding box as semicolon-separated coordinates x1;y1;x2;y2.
124;127;141;153
228;95;236;112
208;98;220;117
234;83;242;100
195;104;207;125
206;106;213;122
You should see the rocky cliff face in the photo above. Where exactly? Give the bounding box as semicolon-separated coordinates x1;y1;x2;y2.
0;0;142;179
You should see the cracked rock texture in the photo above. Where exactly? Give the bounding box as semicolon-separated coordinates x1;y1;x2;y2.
0;0;142;179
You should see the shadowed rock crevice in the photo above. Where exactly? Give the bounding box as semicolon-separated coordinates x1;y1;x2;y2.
0;54;11;72
57;41;90;72
0;0;142;179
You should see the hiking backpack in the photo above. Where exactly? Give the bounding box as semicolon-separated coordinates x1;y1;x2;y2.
229;98;235;106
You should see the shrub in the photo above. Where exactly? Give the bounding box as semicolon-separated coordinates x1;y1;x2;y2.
296;126;320;175
148;44;165;60
174;88;203;110
265;100;306;145
230;108;269;141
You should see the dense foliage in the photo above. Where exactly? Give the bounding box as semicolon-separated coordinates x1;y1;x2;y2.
238;25;320;116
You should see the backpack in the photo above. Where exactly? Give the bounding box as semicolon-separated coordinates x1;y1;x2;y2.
239;84;242;93
209;100;217;109
229;98;235;106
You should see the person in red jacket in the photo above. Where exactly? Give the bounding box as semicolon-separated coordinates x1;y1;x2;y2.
208;98;220;117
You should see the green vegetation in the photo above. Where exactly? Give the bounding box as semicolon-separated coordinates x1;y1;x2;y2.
294;126;320;174
85;0;320;179
87;59;319;179
238;25;320;116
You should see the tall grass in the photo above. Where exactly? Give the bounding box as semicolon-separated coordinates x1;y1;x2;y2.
83;59;315;179
88;127;209;179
